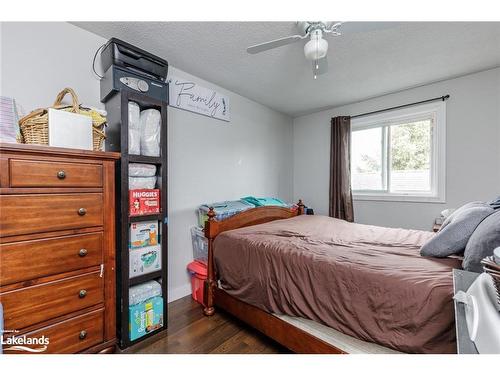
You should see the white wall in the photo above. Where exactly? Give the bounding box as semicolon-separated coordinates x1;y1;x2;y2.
1;22;294;301
293;67;500;230
167;67;293;300
1;22;106;113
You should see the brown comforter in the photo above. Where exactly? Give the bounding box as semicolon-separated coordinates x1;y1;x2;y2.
214;215;462;354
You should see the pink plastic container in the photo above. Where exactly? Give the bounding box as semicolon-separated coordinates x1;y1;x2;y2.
187;261;207;306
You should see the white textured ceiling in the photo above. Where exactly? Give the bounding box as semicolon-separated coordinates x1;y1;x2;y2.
73;22;500;116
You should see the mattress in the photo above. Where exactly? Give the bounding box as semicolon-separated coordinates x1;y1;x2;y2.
275;314;401;354
213;215;462;354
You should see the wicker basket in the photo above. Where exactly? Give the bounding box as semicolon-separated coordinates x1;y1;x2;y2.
18;88;106;151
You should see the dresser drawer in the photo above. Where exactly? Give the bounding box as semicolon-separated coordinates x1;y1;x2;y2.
1;271;104;330
6;309;104;354
0;232;103;285
0;193;103;237
9;159;103;188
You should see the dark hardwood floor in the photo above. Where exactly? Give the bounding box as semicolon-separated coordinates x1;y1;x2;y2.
122;295;290;354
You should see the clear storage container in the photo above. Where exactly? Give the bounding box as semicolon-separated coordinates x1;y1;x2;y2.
191;226;208;264
197;200;255;227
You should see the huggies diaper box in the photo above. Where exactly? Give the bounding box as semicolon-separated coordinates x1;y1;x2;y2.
129;296;164;341
130;220;159;248
129;189;160;216
129;245;162;278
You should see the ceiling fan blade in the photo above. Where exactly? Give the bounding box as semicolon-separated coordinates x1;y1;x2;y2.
247;34;305;54
338;22;399;35
313;57;328;76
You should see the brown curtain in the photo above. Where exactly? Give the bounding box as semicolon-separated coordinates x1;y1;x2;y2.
329;116;354;222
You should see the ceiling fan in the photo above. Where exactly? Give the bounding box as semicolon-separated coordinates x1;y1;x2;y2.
247;21;394;79
247;22;341;79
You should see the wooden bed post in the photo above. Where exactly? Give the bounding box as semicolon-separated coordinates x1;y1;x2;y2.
297;199;305;215
203;207;216;316
202;201;304;317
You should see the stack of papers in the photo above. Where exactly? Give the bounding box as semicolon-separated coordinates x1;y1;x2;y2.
0;96;21;143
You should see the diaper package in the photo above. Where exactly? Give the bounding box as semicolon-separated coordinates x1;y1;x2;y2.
129;176;157;190
129;163;157;177
129;245;162;278
130;220;159;248
139;109;161;157
129;280;162;305
128;102;141;155
129;295;163;341
129;189;160;216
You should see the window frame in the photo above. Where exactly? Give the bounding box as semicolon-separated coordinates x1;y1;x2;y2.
351;101;446;203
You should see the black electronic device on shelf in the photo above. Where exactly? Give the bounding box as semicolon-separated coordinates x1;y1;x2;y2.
99;38;169;103
101;38;168;81
101;65;169;103
101;38;169;349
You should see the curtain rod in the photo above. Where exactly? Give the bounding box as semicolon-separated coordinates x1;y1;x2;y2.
350;95;450;119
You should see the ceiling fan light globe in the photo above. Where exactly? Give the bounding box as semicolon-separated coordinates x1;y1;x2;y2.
304;38;328;61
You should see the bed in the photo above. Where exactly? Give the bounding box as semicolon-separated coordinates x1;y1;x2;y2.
202;202;461;354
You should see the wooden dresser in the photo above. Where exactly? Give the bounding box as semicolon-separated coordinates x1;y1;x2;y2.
0;143;120;354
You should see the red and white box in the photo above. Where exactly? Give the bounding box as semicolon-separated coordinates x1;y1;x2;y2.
129;189;160;216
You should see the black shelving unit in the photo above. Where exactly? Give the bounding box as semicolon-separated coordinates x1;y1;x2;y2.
103;89;168;349
129;214;163;223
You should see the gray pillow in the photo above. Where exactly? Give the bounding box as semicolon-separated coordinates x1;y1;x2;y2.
440;201;483;231
463;210;500;272
421;204;494;257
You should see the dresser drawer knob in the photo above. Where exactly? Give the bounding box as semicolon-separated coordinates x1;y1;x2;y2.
78;208;87;216
57;170;66;179
78;248;88;257
78;289;87;298
79;330;87;340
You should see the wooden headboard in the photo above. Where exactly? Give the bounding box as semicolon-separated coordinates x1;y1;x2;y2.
204;200;304;239
202;200;304;316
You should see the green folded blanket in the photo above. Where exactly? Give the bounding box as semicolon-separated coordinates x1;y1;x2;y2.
240;196;287;207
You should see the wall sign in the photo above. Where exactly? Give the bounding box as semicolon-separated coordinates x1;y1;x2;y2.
168;76;230;122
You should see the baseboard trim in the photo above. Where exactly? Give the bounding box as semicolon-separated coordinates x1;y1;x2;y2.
168;283;191;303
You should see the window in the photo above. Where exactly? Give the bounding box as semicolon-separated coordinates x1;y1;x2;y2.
351;101;446;202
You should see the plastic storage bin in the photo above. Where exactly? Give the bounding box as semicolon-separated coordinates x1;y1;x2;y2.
197;200;255;227
187;261;207;306
191;226;208;264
